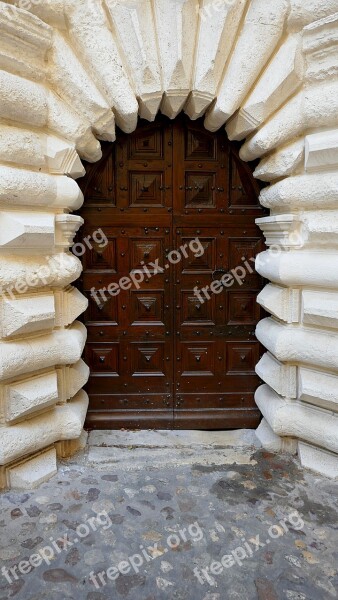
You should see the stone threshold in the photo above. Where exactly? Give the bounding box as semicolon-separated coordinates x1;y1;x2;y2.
86;429;261;470
88;429;259;448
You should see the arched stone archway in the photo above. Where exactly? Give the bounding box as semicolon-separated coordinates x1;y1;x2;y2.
1;0;338;488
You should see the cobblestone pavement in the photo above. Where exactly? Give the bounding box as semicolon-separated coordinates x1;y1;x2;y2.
0;440;337;600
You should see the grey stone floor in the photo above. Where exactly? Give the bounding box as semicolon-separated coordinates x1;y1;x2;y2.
0;431;338;600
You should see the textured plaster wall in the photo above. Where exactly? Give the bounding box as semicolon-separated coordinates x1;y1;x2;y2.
0;0;338;489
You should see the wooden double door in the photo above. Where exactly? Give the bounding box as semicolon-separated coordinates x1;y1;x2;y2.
78;115;266;430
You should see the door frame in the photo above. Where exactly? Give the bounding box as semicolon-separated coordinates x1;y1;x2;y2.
77;114;266;430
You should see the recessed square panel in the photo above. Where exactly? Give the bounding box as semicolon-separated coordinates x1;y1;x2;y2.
229;154;259;208
128;128;164;159
82;149;116;205
228;292;258;324
85;344;119;374
227;343;259;374
130;291;164;325
180;290;215;325
129;172;165;207
85;239;117;271
181;343;215;376
185;173;216;208
86;293;118;324
185;129;217;160
131;343;165;376
130;239;163;272
229;237;264;274
181;237;216;273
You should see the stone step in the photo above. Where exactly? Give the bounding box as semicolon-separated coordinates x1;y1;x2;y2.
87;446;258;470
88;429;259;449
87;430;260;470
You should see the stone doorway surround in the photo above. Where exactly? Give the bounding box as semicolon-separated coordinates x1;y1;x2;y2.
1;0;338;489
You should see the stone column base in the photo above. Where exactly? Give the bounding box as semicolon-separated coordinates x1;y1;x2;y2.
299;442;338;479
0;430;88;491
256;418;298;454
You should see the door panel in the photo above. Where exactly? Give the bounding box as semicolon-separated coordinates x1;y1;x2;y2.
116;121;173;215
78;114;266;429
172;120;265;428
82;223;173;428
173;121;227;216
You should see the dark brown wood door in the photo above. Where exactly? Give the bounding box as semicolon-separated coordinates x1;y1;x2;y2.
78;115;266;430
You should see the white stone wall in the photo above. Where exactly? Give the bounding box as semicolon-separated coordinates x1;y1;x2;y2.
0;0;338;488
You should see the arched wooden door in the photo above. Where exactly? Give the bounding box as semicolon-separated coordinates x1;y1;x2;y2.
78;114;266;430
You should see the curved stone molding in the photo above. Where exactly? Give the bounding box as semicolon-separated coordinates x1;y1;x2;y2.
0;125;85;177
256;250;338;289
205;0;289;131
0;2;52;81
0;360;89;426
1;0;338;487
48;30;116;141
257;284;300;324
0;321;86;381
185;0;247;120
254;139;305;181
61;360;90;403
299;367;338;411
305;129;338;172
0;287;88;338
288;0;338;31
0;253;82;290
226;34;304;141
0;69;102;162
302;290;338;329
154;0;199;118
0;165;83;209
0;293;55;338
259;173;338;210
54;286;89;327
256;352;297;399
0;390;88;465
1;371;59;424
256;317;338;372
64;0;139;133
105;0;162;121
240;81;338;161
0;212;83;252
256;384;338;457
7;448;58;490
4;0;67;30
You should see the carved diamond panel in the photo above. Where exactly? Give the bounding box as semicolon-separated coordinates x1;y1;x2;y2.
85;239;117;271
181;343;215;376
181;237;216;273
130;239;163;271
228;291;258;324
185;129;217;159
81;146;116;204
227;343;259;374
228;238;263;273
86;294;118;324
128;128;164;159
131;343;165;376
185;173;216;207
229;153;260;208
129;172;164;207
86;345;120;374
180;290;215;325
131;291;164;325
